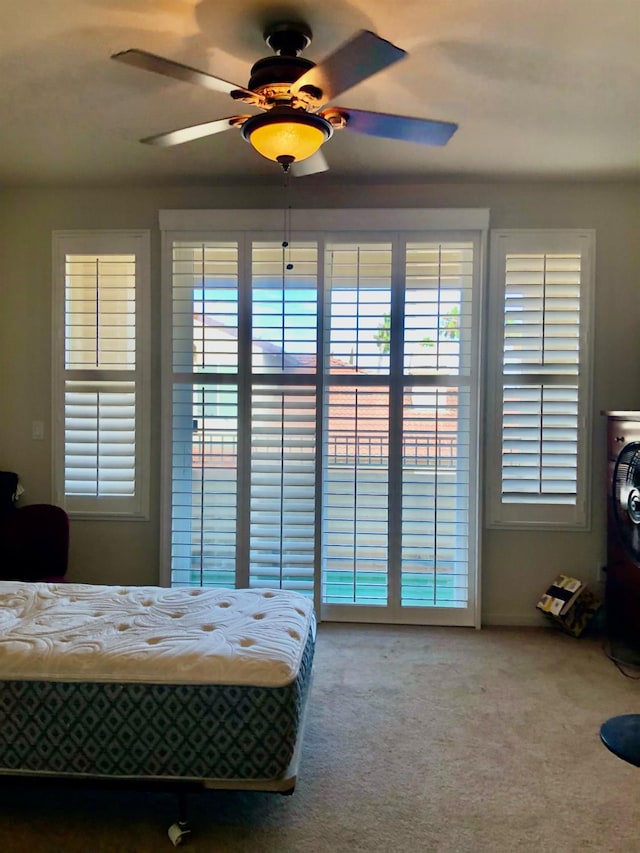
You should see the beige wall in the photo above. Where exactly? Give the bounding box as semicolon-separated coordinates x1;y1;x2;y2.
1;180;638;624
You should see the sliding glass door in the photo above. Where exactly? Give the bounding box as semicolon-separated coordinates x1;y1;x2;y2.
163;219;483;626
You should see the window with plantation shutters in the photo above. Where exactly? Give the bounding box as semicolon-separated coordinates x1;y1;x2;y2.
161;208;487;627
487;230;594;529
52;231;150;518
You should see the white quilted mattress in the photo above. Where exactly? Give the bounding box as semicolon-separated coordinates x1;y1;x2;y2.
0;582;315;687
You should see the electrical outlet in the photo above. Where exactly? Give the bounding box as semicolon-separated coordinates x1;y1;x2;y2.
31;420;44;440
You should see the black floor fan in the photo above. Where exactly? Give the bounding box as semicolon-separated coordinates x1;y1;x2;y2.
608;441;640;665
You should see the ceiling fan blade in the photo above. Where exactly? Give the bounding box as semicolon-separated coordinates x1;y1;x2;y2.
111;49;259;103
334;108;458;146
140;116;250;147
291;30;406;105
291;150;330;177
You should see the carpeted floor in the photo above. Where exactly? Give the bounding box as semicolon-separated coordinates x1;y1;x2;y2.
0;623;639;852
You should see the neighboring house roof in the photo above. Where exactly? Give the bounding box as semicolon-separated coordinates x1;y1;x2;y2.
193;314;458;439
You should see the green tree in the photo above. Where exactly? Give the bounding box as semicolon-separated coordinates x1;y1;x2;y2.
374;305;460;353
441;305;460;341
373;312;391;354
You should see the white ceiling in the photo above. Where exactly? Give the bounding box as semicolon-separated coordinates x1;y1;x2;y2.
3;0;639;186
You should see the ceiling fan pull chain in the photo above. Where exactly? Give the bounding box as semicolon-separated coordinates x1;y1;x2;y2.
281;174;294;271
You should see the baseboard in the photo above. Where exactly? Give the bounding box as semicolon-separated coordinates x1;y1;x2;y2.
482;611;547;627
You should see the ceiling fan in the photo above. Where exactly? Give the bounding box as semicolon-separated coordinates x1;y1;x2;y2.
111;22;458;176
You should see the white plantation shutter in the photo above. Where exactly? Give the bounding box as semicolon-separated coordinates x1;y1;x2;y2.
323;243;392;610
501;385;579;501
161;209;486;625
169;241;240;588
250;386;317;593
64;381;136;496
168;239;319;597
400;242;474;610
402;388;470;607
64;254;136;370
171;382;239;588
488;230;594;528
175;241;239;373
323;385;391;606
53;232;150;517
249;242;318;597
321;239;478;620
252;242;318;375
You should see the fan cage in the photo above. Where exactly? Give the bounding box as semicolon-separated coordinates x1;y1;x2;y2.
612;441;640;567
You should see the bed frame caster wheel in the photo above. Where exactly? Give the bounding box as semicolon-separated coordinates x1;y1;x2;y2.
168;821;192;847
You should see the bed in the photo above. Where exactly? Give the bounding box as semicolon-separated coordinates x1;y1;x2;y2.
0;581;316;843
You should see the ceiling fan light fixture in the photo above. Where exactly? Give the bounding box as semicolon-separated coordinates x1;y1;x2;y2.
241;110;332;164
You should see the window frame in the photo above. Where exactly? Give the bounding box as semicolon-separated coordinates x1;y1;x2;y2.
485;229;595;530
52;230;151;519
159;209;489;628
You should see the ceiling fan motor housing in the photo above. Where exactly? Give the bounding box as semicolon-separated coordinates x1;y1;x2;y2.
249;22;317;100
248;55;314;92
